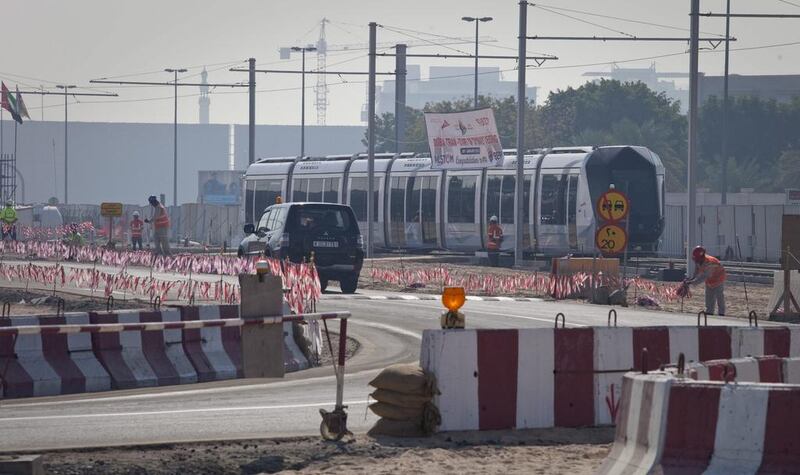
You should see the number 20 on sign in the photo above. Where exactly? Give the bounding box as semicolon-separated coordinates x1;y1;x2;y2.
595;223;628;255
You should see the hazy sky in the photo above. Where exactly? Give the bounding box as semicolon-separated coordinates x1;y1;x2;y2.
4;0;799;126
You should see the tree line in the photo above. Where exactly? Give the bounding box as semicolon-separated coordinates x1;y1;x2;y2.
365;79;800;193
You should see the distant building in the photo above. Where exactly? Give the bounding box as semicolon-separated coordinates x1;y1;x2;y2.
700;74;800;105
199;68;210;124
583;64;690;113
583;65;800;113
369;65;538;120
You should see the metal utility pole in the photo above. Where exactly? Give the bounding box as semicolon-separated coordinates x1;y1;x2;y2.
165;68;187;206
462;16;493;109
56;85;75;204
367;21;377;259
515;1;527;267
721;0;731;205
286;46;317;157
249;58;256;165
395;44;407;154
687;0;700;273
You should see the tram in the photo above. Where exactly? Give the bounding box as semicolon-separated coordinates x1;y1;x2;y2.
241;146;665;255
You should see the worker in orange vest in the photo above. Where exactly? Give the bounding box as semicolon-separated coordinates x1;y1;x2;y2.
686;245;727;316
130;211;144;251
144;195;170;256
487;215;503;267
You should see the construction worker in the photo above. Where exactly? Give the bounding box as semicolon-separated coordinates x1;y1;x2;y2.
487;215;503;267
144;195;170;256
130;211;144;251
686;245;727;316
1;200;17;241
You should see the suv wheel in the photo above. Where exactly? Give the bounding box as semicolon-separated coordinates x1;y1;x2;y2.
340;274;358;294
319;279;329;292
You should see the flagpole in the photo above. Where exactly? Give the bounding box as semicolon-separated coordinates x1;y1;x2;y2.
13;120;17;203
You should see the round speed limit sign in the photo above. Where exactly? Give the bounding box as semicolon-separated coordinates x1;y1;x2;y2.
595;223;628;255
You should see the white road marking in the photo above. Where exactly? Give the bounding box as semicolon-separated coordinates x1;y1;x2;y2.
380;299;586;327
351;320;423;340
0;400;368;423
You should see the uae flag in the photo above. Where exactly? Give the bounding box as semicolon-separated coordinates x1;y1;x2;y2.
1;82;23;124
15;86;30;121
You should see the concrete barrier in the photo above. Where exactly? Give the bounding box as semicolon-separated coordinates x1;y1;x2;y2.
1;304;312;399
420;325;800;431
597;372;800;474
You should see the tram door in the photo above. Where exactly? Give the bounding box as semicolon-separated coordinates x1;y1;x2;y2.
388;175;439;248
538;173;569;253
567;174;579;251
485;174;516;251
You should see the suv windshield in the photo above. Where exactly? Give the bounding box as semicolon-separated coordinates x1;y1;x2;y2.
288;206;354;232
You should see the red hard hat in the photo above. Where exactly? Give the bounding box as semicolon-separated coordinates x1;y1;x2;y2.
692;246;706;263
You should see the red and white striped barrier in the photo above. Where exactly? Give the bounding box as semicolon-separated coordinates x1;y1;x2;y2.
0;307;348;398
420;324;800;431
0;313;111;398
598;372;800;474
686;355;800;385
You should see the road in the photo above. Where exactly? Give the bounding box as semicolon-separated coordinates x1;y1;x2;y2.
0;271;784;452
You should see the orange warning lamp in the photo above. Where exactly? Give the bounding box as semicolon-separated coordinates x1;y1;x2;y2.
442;287;466;313
275;196;283;204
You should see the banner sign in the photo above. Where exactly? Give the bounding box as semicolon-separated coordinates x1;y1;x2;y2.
198;170;243;205
424;108;503;169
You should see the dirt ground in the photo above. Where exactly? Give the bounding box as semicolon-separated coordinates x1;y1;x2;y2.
358;258;777;321
0;288;147;316
42;428;613;475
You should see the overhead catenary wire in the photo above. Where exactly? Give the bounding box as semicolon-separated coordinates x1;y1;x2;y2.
67;38;800;107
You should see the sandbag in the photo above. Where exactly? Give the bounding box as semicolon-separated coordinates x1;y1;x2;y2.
367;418;425;438
369;402;423;421
370;388;431;408
368;363;437;396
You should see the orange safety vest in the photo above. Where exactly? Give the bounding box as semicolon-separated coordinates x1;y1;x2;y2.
154;205;170;229
130;218;144;238
487;223;503;251
700;255;726;288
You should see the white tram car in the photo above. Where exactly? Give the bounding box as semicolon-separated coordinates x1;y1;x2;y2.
241;146;665;255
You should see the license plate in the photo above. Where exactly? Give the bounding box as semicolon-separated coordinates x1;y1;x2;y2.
313;240;338;248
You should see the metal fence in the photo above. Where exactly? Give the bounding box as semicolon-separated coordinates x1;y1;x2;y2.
661;204;800;262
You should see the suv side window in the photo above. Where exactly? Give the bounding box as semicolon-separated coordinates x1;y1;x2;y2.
272;206;288;231
258;208;273;231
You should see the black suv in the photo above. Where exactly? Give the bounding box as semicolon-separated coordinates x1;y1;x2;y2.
238;203;364;293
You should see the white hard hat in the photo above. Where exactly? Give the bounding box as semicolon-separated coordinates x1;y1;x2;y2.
489;215;498;223
133;211;140;217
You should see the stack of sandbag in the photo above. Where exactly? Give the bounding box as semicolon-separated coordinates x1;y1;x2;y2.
367;363;441;437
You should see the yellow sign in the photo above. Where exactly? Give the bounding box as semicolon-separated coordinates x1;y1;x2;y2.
595;223;628;255
100;202;123;217
597;190;630;223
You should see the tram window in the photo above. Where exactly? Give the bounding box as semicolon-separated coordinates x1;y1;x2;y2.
500;176;517;224
487;176;501;222
254;179;283;220
421;176;437;244
500;176;515;224
447;176;476;223
292;179;308;202
323;178;340;203
307;178;323;202
350;177;379;222
407;176;421;221
540;174;567;225
567;176;578;224
390;177;405;223
245;181;256;224
524;177;531;224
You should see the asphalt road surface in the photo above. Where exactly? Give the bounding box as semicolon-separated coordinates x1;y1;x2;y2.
0;269;786;452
